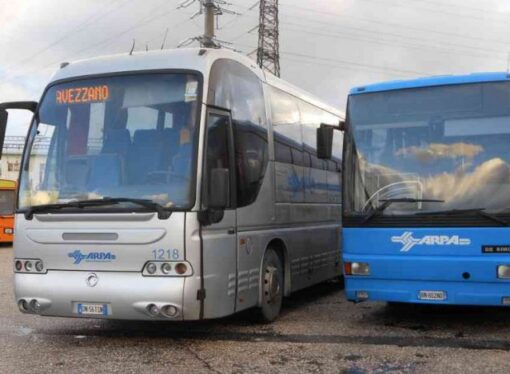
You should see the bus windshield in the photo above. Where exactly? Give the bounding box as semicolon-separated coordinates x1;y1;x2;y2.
345;81;510;216
19;73;201;211
0;190;16;215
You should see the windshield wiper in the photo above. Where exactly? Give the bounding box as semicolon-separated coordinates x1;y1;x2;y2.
25;197;171;220
415;207;510;226
363;198;444;224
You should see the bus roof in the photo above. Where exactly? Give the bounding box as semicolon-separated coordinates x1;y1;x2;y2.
49;48;343;119
350;72;510;95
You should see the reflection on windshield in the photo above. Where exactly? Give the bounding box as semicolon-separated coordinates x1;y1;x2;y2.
19;73;200;210
346;81;510;215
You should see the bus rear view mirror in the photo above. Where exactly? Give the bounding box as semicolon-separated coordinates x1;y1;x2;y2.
0;101;38;159
0;110;7;159
209;168;230;210
317;125;334;159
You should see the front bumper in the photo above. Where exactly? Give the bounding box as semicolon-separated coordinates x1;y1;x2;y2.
15;271;190;320
345;278;510;306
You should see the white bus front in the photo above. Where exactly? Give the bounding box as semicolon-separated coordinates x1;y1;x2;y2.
10;71;210;320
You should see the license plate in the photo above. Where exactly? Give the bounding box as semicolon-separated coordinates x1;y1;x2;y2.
418;291;446;301
77;303;108;316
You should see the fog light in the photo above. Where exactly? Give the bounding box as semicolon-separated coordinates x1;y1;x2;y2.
161;263;172;274
24;261;33;272
15;260;23;272
345;262;370;276
146;262;157;275
162;305;178;317
147;304;160;316
18;299;28;312
356;291;369;300
4;228;13;234
175;263;187;275
35;261;44;272
498;265;510;279
502;297;510;305
30;299;41;313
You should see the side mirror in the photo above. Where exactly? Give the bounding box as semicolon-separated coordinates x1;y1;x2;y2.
0;101;38;159
208;168;230;209
0;110;7;158
317;124;334;160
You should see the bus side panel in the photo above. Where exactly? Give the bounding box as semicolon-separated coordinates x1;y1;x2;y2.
182;212;203;321
235;159;275;311
200;210;237;319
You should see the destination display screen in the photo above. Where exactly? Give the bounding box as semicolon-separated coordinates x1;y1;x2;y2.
56;85;110;104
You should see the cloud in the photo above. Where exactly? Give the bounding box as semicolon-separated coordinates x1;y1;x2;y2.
396;142;484;163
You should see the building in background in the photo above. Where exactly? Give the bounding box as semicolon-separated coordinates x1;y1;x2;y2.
1;136;47;186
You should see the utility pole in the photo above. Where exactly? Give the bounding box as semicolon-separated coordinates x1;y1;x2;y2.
257;0;280;77
203;0;216;48
178;0;239;49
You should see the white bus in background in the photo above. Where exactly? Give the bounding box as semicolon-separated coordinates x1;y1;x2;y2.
0;48;344;322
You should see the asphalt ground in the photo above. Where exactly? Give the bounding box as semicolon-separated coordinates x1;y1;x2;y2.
1;246;510;374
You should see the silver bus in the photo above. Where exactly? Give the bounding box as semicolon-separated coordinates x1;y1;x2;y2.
0;48;344;321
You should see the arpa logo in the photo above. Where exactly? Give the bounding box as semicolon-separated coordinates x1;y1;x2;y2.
391;232;471;252
68;250;117;265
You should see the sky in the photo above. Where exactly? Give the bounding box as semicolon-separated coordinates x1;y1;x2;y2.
2;0;510;135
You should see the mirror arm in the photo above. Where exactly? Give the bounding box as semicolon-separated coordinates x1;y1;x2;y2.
0;101;38;113
321;120;345;132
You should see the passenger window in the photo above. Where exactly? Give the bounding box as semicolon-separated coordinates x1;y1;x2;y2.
205;113;233;208
270;87;303;163
208;59;269;208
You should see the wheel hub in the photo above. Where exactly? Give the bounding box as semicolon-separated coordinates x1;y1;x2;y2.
264;265;281;304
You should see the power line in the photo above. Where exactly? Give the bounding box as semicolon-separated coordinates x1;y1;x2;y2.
235;42;428;76
279;21;507;62
409;0;508;16
0;0;185;87
1;0;137;76
279;2;510;47
358;0;510;26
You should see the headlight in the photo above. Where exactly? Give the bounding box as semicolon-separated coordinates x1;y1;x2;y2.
14;258;47;274
35;261;44;272
498;265;510;279
4;228;13;234
146;262;157;275
161;263;172;274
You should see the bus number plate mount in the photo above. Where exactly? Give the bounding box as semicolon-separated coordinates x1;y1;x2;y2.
418;291;446;301
77;303;108;316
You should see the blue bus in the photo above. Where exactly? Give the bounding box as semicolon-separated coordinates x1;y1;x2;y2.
325;72;510;306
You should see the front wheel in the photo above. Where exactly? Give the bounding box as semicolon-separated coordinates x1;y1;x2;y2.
257;248;283;323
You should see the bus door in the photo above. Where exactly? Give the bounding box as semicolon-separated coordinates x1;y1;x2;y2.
200;107;238;318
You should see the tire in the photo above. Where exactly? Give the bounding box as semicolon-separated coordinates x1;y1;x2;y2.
257;248;284;323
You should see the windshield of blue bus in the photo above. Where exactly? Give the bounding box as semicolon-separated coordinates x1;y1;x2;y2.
19;73;201;211
345;81;510;215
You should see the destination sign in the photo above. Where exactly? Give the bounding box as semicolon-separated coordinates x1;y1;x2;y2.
56;85;110;104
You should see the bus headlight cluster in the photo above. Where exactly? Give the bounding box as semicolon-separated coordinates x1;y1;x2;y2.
14;258;46;274
142;261;192;277
344;262;370;276
497;265;510;279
